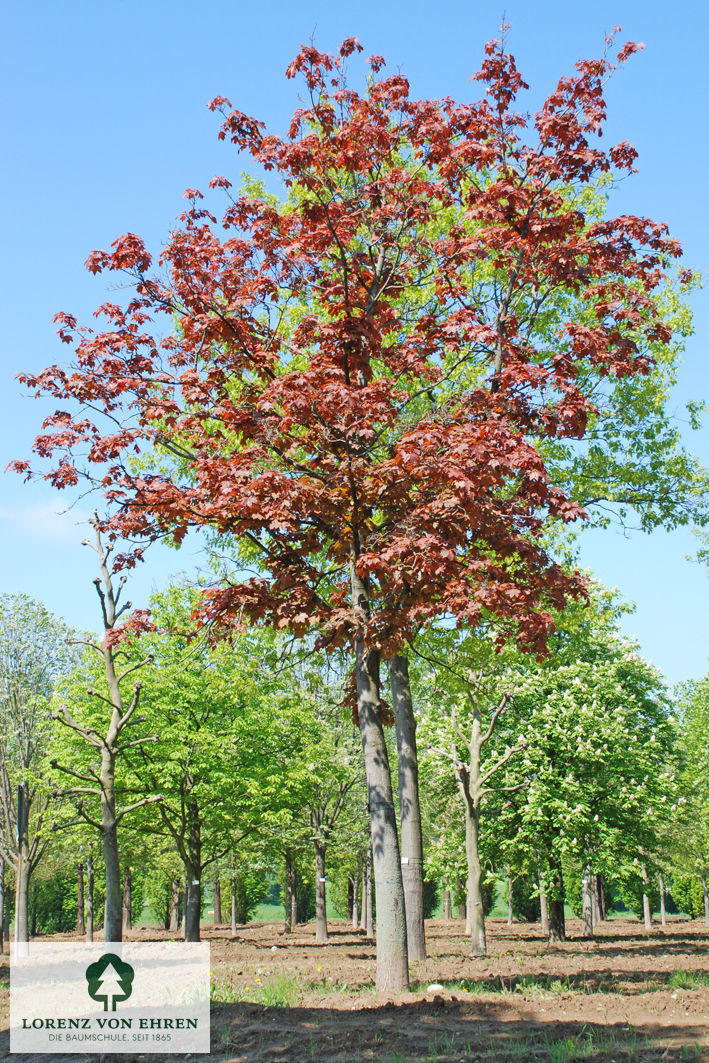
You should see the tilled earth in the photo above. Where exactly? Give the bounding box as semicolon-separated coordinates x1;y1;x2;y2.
2;916;709;1061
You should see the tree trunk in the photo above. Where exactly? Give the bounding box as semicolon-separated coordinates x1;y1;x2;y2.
548;857;565;943
353;627;408;992
352;860;359;930
465;803;486;957
641;864;652;931
366;846;374;939
183;869;201;942
290;865;298;929
0;856;5;953
14;848;31;951
314;842;328;943
702;871;709;928
581;866;594;938
213;876;222;925
443;888;451;921
507;873;514;926
122;867;132;933
100;741;122;941
539;873;549;936
230;854;237;935
591;876;602;925
389;654;426;962
594;874;606;920
360;859;367;931
659;873;666;927
86;857;94;942
77;863;85;936
458;903;466;920
169;878;180;933
283;850;293;935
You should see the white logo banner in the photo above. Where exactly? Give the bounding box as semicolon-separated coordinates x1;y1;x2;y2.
10;941;210;1054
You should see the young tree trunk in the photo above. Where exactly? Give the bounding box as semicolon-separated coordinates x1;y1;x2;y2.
458;903;465;920
77;863;85;936
283;850;293;935
702;871;709;928
581;866;594;938
465;803;486;956
122;867;132;933
314;842;328;943
183;868;201;943
353;622;408;992
14;847;31;951
641;864;652;931
548;857;565;943
389;654;426;962
539;873;549;937
658;873;667;926
213;876;222;925
443;888;451;921
507;872;514;926
86;857;94;942
100;744;122;941
290;865;298;929
0;856;5;953
365;846;374;939
352;860;359;930
360;859;367;931
230;854;238;935
591;877;601;925
170;878;180;933
594;874;606;920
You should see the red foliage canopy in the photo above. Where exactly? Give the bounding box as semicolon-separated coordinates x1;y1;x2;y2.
14;32;680;655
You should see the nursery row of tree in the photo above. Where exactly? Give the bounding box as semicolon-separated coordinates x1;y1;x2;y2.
7;33;709;992
1;574;708;957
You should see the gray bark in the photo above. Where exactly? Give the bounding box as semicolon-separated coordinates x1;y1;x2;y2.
465;805;486;956
547;857;565;942
183;870;201;942
283;850;293;935
389;654;426;961
365;846;374;939
581;866;594;938
213;876;222;925
352;860;359;929
122;867;132;933
359;859;367;931
314;842;328;943
507;873;514;926
77;863;85;936
443;888;451;921
641;864;652;931
169;878;180;933
86;856;94;942
659;873;666;926
14;781;31;951
290;865;298;929
538;873;549;936
351;580;408;992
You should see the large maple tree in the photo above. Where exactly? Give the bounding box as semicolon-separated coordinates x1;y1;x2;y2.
15;31;684;990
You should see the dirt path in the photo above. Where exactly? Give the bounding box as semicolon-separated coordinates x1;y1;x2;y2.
2;917;708;1061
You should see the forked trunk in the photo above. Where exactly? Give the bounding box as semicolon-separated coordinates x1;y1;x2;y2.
355;635;408;992
465;804;486;957
314;842;329;943
581;866;593;938
389;654;426;961
77;863;85;936
547;858;565;943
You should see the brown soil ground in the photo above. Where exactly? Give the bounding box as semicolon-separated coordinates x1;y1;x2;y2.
2;916;709;1062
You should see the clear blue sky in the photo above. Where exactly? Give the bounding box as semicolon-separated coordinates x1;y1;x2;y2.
1;0;707;686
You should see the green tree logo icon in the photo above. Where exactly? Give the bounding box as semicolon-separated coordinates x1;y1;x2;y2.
85;953;135;1011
